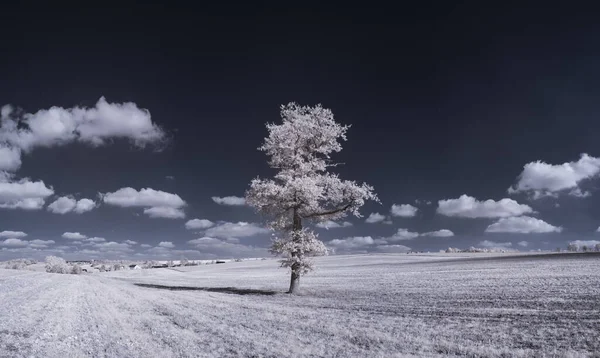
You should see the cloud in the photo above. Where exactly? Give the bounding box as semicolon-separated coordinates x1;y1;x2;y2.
485;216;562;234
102;187;186;219
93;241;132;252
29;239;55;249
124;240;137;245
327;236;374;249
386;228;419;241
420;229;454;237
204;222;269;239
0;238;28;247
315;220;353;229
569;240;600;247
0;145;21;171
0;97;165;155
166;176;175;180
509;154;600;197
0;230;27;238
211;196;246;206
143;206;185;219
47;196;97;214
86;237;106;243
568;188;591;198
437;195;533;218
158;241;174;248
479;240;513;249
390;204;418;217
365;212;386;223
375;244;411;253
185;219;215;230
517;241;529;247
140;244;152;248
187;237;268;258
0;178;54;210
62;232;87;240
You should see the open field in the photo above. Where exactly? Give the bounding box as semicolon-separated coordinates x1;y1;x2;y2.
1;253;599;357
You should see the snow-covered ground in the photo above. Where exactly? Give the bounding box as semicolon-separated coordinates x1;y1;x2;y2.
1;253;599;357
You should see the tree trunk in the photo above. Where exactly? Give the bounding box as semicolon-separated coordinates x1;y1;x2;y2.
288;208;302;294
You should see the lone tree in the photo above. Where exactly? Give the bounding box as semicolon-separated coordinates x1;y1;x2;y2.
246;103;378;294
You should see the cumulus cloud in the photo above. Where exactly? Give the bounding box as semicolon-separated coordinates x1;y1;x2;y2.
140;244;152;248
101;187;186;219
158;241;174;248
93;241;132;252
143;206;185;219
517;241;529;247
0;97;165;155
29;239;55;249
0;238;28;247
327;236;374;249
386;228;419;241
509;154;600;198
62;232;87;240
124;240;137;245
86;237;106;243
185;219;215;230
0;230;27;238
315;220;353;229
0;146;21;171
568;188;591;198
365;212;386;224
479;240;513;249
437;195;533;218
0;178;53;210
211;196;246;206
569;240;600;247
47;196;96;214
420;229;454;237
205;222;269;239
390;204;418;217
485;216;562;234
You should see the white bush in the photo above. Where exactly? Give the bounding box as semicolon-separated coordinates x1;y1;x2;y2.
45;256;71;274
71;264;83;274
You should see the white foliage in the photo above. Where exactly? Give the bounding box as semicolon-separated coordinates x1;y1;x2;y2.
246;103;378;278
45;256;71;274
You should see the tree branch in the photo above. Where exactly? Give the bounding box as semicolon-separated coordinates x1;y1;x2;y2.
301;202;353;219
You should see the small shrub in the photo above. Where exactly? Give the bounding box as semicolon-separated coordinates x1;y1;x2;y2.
45;256;71;274
71;264;82;274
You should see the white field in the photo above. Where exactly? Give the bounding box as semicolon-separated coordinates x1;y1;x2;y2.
1;253;599;357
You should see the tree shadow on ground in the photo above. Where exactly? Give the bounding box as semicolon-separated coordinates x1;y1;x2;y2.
134;283;278;296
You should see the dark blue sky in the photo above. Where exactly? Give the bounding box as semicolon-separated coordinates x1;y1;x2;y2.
1;3;600;260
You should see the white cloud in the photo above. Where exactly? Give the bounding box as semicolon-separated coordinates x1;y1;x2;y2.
569;240;600;247
365;212;386;224
140;244;152;248
421;229;454;237
143;206;185;219
327;236;374;249
102;187;186;219
315;220;353;229
386;228;419;242
517;241;529;247
93;241;132;252
185;219;215;230
568;188;591;198
0;238;28;247
86;237;106;243
211;196;246;206
509;154;600;197
390;204;418;217
0;97;165;154
74;198;97;213
158;241;174;248
437;195;533;218
375;244;411;253
0;146;21;171
485;216;562;234
205;222;269;239
124;240;137;245
0;178;53;210
0;230;27;238
47;196;77;214
479;240;513;249
29;239;55;249
62;232;87;240
102;187;185;208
